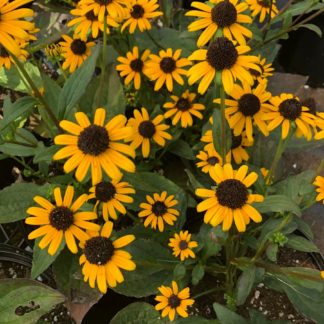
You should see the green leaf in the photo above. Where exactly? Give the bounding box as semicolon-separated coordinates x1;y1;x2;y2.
253;195;301;216
286;234;319;252
266;243;278;262
173;263;186;280
113;239;175;297
213;303;248;324
300;24;322;37
249;309;288;323
0;142;37;157
168;139;195;160
235;265;256;306
41;73;61;118
0;183;53;223
0;278;64;324
184;169;204;190
57;45;100;119
192;264;205;285
31;239;65;279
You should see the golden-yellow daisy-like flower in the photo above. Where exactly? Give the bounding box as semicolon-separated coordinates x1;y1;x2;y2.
125;107;172;158
0;0;35;56
168;231;198;261
44;43;63;59
116;46;150;90
155;281;195;321
138;191;179;232
26;186;100;255
260;167;272;185
144;48;191;92
0;41;28;69
79;0;126;22
196;164;264;232
250;55;274;83
121;0;163;33
53;108;136;185
60;35;95;73
196;146;223;173
246;0;279;23
68;7;119;40
79;221;136;294
188;37;259;94
314;176;324;204
89;178;135;221
214;81;273;141
263;94;316;140
186;0;252;47
163;90;205;128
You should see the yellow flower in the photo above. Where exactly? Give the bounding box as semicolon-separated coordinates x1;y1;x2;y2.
125;107;172;158
68;7;119;40
44;43;63;59
26;186;100;255
78;0;126;22
260;167;272;185
263;93;316;140
138;191;179;232
196;146;223;173
89;178;135;221
250;55;274;83
79;221;136;294
188;37;259;94
163;90;205;128
0;41;28;69
60;35;95;73
214;81;273;141
314;175;324;204
155;281;195;321
116;46;150;90
0;0;35;56
144;48;191;92
246;0;279;23
168;231;198;261
53;108;135;185
121;0;163;34
196;164;264;232
321;271;324;280
186;0;252;46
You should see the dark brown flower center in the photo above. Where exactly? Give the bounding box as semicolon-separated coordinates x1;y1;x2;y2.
139;120;156;138
152;201;167;216
85;10;97;21
211;0;237;27
257;0;271;7
279;98;302;121
216;179;248;209
95;182;116;202
49;206;74;231
130;58;143;72
301;97;316;115
84;236;114;265
238;93;261;116
95;0;113;5
160;57;176;73
78;125;109;156
206;37;238;70
168;294;181;308
131;4;145;18
207;156;219;165
70;39;87;55
176;98;192;111
250;64;263;78
0;45;9;58
231;133;242;149
179;240;188;250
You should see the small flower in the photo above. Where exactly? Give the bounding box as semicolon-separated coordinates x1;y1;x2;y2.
138;191;179;232
116;46;150;90
26;186;100;255
155;281;195;321
89;178;135;221
314;175;324;204
196;146;223;173
60;35;95;73
144;48;191;92
163;90;205;128
249;55;274;83
168;231;198;261
196;164;264;232
246;0;279;23
0;41;28;69
121;0;163;34
44;43;63;59
125;107;172;158
80;221;136;294
53;108;135;185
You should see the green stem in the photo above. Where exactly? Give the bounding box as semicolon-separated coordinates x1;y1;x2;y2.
219;84;227;162
12;56;61;132
145;30;164;49
56;59;68;81
192;286;225;299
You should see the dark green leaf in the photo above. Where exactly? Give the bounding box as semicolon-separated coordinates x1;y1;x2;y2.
300;24;322;37
41;73;61;118
213;303;248;324
173;263;186;280
286;234;319;252
192;264;205;285
235;265;256;306
266;244;278;262
0;142;37;157
168;139;195;160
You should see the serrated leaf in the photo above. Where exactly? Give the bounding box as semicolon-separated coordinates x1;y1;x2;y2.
0;278;64;324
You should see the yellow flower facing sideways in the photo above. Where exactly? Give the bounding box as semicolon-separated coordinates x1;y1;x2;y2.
196;164;264;232
314;175;324;204
246;0;279;23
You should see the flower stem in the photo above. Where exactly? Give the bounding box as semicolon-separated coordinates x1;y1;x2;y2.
192;286;224;299
145;30;164;49
219;84;227;162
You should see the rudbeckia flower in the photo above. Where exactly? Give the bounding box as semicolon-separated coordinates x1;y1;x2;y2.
314;176;324;204
168;231;198;261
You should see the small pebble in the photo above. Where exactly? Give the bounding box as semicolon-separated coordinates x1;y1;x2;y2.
279;312;284;318
288;314;294;320
53;315;58;322
258;307;263;311
250;298;255;304
263;311;268;315
254;290;260;299
257;283;264;288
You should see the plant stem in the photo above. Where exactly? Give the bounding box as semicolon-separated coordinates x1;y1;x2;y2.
12;56;61;132
56;59;68;81
145;30;164;49
192;286;225;299
219;84;227;162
